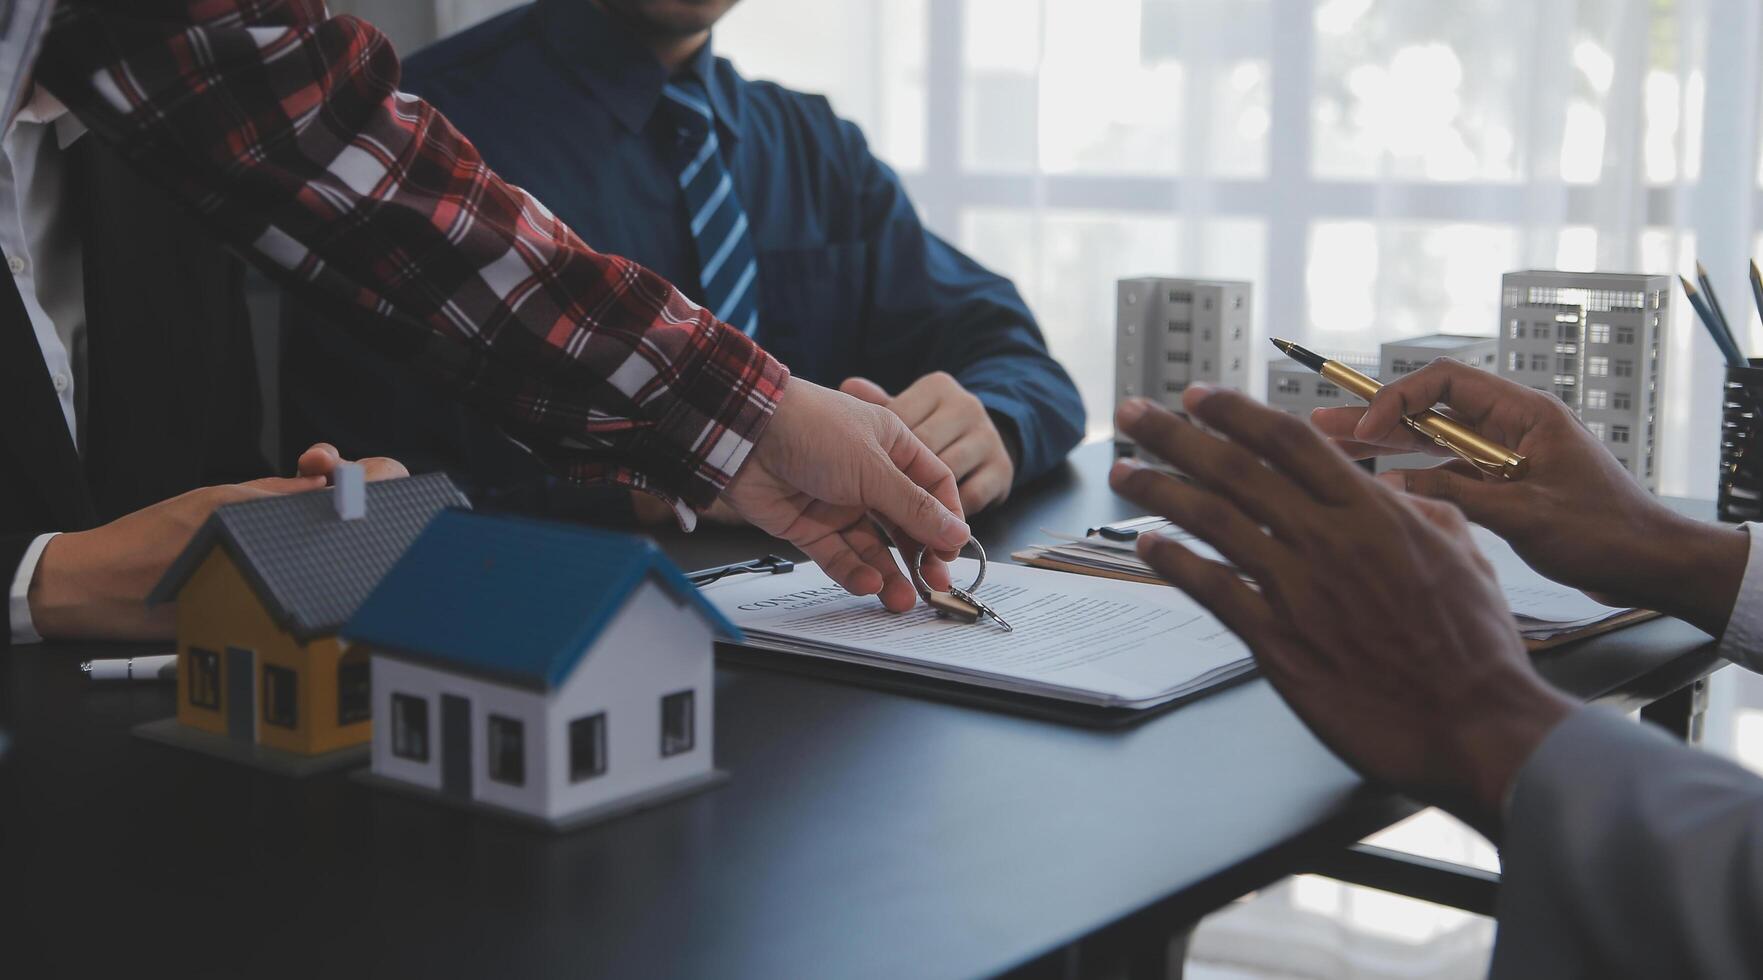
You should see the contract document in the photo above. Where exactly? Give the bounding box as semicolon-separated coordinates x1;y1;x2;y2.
704;558;1254;709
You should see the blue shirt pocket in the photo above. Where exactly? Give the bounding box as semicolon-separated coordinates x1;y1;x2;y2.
754;241;870;386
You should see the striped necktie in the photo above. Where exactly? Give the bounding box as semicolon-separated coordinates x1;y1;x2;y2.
660;75;759;338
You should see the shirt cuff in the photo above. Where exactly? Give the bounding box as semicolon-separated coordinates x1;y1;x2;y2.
1717;522;1763;671
9;532;59;645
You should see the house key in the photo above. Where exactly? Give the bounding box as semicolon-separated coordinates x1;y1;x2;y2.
911;539;1014;632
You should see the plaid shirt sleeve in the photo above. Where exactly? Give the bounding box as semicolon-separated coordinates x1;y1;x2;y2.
35;0;787;526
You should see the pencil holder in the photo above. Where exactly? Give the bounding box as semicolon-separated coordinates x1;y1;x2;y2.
1719;360;1763;522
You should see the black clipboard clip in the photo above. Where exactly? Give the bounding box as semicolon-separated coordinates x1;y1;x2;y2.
687;554;795;588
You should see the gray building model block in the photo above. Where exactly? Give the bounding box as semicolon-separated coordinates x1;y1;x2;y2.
1116;277;1252;453
1496;271;1669;492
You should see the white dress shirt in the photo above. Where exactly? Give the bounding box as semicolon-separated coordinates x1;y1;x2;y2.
1716;522;1763;672
5;84;88;645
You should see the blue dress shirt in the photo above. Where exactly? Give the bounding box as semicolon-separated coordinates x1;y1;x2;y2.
280;0;1082;512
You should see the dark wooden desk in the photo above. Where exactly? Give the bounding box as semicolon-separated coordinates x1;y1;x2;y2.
0;443;1725;978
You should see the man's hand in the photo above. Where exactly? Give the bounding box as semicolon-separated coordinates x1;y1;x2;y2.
28;445;408;642
722;378;969;612
1111;388;1576;835
841;373;1016;515
1311;358;1748;637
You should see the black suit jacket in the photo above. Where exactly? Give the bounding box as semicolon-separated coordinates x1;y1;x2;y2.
0;137;268;644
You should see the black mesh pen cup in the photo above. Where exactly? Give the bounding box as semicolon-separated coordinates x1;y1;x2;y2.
1719;359;1763;522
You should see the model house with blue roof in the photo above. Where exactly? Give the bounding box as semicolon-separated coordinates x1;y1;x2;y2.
343;510;740;829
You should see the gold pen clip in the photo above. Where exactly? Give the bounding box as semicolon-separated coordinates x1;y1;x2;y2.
1403;418;1515;480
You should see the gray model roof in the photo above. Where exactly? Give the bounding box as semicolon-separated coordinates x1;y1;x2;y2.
148;473;469;642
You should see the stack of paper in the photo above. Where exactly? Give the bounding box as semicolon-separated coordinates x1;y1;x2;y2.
1015;520;1635;642
705;557;1254;710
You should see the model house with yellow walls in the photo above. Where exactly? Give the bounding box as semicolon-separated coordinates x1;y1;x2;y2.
134;468;468;775
345;510;738;830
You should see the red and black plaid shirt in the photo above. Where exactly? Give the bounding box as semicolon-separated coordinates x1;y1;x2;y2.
36;0;787;525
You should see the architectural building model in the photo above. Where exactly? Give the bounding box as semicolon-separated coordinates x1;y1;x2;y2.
1372;334;1500;475
1496;271;1669;491
138;469;469;774
345;510;737;831
1116;277;1252;453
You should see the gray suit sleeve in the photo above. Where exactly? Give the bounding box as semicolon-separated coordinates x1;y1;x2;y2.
1490;706;1763;978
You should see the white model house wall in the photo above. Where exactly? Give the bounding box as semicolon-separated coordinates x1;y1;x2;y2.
370;578;715;822
1266;353;1378;418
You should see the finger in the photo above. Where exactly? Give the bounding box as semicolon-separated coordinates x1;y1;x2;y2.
1110;457;1292;592
938;429;1001;481
887;374;952;430
1355;357;1542;447
357;456;409;481
295;442;342;478
1378;463;1518;529
870;414;970;552
1181;386;1364;505
837;519;921;612
957;458;1012;515
1113;398;1313;541
839;377;892;407
239;475;327;495
1135;532;1276;646
915;405;977;458
1311;406;1434;456
794;526;885;600
872;516;954;592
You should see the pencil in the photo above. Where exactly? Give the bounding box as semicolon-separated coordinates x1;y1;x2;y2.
1698;260;1744;358
1682;275;1747;367
1750;260;1763;343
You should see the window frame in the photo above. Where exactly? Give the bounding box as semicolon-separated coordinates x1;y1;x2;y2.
188;646;221;710
488;713;526;786
569;712;609;782
660;690;696;758
391;693;430;762
262;663;298;729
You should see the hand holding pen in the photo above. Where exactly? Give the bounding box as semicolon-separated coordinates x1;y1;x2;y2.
1310;357;1749;639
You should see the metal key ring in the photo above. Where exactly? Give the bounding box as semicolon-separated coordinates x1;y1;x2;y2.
910;538;987;601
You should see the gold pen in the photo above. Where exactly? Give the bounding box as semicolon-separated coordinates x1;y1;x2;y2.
1271;338;1529;480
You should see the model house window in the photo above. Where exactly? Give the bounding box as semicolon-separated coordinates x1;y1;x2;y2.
660;690;695;757
1200;360;1212;373
337;653;370;726
1614;359;1634;377
1611;425;1630;444
1585;389;1607;409
1587;356;1609;377
1231;326;1242;340
1588;323;1610;344
1276;378;1302;395
1230;357;1241;371
1167;320;1189;333
569;713;608;782
1509;320;1522;338
1315;382;1339;398
488;714;525;785
188;647;221;710
1616;326;1635;344
1587;421;1606;440
1613;391;1632;411
1530;354;1548;372
390;694;429;761
1167;290;1190;304
263;665;298;729
1507;351;1522;372
1166;350;1189;363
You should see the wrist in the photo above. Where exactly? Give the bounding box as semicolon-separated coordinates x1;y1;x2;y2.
1447;674;1576;836
1646;515;1749;637
27;531;173;642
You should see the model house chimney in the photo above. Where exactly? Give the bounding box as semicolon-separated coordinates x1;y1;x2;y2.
334;462;365;521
